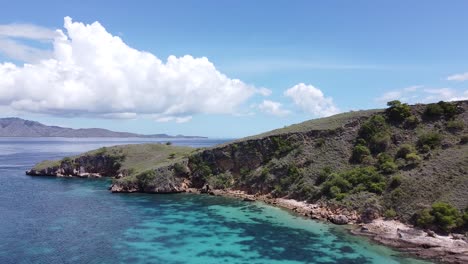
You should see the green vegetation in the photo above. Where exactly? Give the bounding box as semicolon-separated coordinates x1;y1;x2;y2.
384;208;397;219
417;132;442;150
351;144;371;163
385;100;411;123
403;115;419;129
424;101;458;119
272;136;295;156
446;119;464;131
321;167;387;199
358;114;388;142
416;202;465;232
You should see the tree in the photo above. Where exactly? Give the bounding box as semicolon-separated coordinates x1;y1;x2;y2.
386;100;411;122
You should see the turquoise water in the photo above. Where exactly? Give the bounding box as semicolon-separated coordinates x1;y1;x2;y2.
0;138;431;263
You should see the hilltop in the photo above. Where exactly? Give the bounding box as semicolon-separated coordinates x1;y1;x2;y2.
0;117;205;138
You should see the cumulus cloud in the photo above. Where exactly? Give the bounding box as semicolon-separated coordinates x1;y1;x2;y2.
258;100;290;117
447;72;468;81
0;17;268;121
284;83;339;117
376;85;468;103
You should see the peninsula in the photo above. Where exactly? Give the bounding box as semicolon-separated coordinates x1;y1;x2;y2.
27;100;468;263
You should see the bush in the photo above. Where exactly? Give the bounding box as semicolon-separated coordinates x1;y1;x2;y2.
315;138;325;148
351;144;371;163
416;202;464;232
369;132;391;154
380;161;398;174
438;101;458;119
403;115;419;129
389;175;403;189
417;209;435;228
461;135;468;145
315;167;332;185
322;166;387;196
165;141;172;145
424;103;444;118
424;101;459;119
386;100;412;123
417;132;442;149
136;170;157;189
384;208;397;219
446;119;464;132
358;115;388;141
405;153;422;166
396;144;416;159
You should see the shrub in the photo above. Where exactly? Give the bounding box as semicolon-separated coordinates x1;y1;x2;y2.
446;119;464;131
315;167;332;185
389;175;403;189
461;135;468;145
396;144;416;159
416;202;464;232
380;161;398;174
351;144;371;163
358;115;388;141
384;209;397;219
173;163;188;175
424;101;458;119
321;168;387;198
417;132;442;149
386;100;412;123
438;101;458;119
403;115;419;129
165;141;172;145
136;170;157;189
431;202;464;232
416;208;435;228
424;103;444;118
405;153;422;166
168;153;176;159
377;153;393;164
315;138;325;148
369;132;391;153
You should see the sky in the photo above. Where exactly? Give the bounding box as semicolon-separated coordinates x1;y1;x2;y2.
0;0;467;138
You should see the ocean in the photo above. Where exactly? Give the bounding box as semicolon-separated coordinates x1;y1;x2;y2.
0;138;430;264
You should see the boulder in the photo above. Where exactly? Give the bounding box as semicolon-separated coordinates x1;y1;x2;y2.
330;215;349;225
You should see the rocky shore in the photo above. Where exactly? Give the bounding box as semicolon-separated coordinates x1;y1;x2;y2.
188;187;468;264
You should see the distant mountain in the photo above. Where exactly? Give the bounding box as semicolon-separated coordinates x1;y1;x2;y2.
0;118;205;138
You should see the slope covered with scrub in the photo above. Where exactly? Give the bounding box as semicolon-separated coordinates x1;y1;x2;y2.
28;100;468;232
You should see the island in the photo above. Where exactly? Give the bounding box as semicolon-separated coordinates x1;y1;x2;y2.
0;117;205;138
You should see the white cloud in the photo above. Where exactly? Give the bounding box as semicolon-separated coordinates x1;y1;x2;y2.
376;85;423;103
376;85;468;104
0;23;58;62
258;100;290;117
284;83;339;117
447;72;468;81
0;17;266;121
0;23;58;40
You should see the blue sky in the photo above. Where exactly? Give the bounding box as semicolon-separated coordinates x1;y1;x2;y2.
0;1;467;137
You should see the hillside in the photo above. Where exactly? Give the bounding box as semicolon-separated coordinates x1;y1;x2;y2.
27;100;468;233
0;117;205;138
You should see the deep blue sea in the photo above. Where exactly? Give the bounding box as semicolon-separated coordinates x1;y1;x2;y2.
0;138;431;264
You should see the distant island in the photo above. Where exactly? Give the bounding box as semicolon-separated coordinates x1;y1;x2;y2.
0;117;205;138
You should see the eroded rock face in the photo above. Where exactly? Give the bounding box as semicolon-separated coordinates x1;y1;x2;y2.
26;154;122;178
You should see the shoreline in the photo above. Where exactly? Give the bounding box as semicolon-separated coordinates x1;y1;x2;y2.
189;188;468;264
